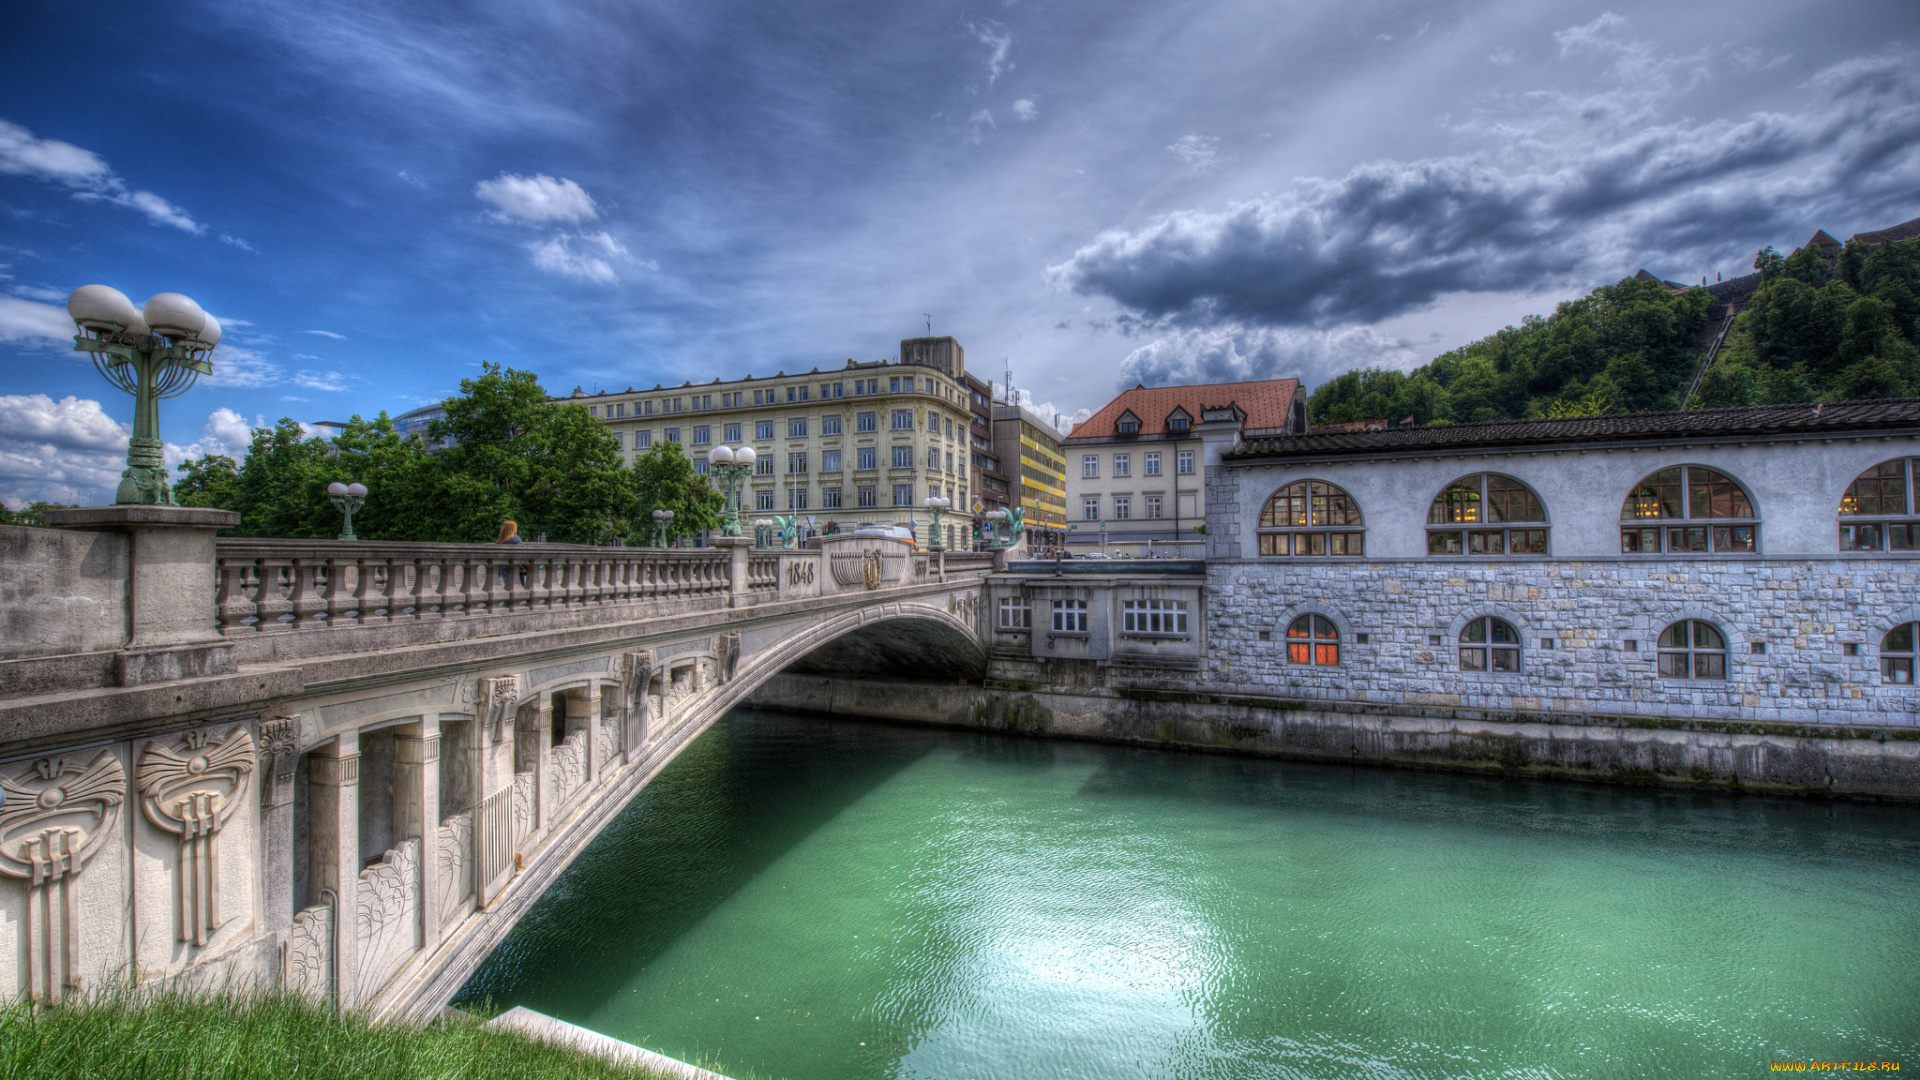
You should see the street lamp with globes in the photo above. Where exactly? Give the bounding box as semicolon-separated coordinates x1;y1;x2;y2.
326;482;367;540
66;285;221;505
651;508;676;548
705;444;756;536
922;495;952;551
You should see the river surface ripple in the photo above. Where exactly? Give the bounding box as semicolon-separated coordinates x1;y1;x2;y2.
458;708;1920;1080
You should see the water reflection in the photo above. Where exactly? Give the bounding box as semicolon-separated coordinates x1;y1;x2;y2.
460;709;1920;1080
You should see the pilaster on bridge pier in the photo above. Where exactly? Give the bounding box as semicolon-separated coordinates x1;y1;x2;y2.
0;508;990;1018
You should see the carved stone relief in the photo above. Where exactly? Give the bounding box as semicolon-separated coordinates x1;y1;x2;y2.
354;838;420;997
138;724;255;946
287;898;333;1005
0;751;126;999
480;675;522;740
720;632;741;683
550;733;586;808
257;716;299;783
436;812;472;929
510;771;534;842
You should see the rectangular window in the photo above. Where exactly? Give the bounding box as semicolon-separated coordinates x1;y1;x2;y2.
755;455;773;475
822;414;842;436
694;460;708;475
665;428;681;443
789;418;807;438
927;447;940;470
1082;455;1099;478
1114;453;1130;478
1114;497;1131;520
1177;450;1194;475
893;484;913;507
928;483;941;502
893;446;913;469
834;382;844;398
1667;526;1709;552
857;411;877;432
755;420;775;440
789;487;808;510
1620;527;1660;553
635;430;652;448
1051;599;1089;633
723;423;741;442
998;595;1032;630
1840;523;1884;551
946;452;954;474
754;490;775;510
1145;495;1163;519
1122;599;1189;636
612;432;623;448
858;447;878;470
1713;525;1756;552
892;409;914;431
1083;497;1100;521
789;452;807;474
1144;452;1161;476
822;449;842;472
945;418;954;438
858;485;878;508
1509;529;1548;554
822;487;842;509
693;425;710;445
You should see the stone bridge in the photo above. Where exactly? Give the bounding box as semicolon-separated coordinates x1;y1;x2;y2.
0;507;993;1020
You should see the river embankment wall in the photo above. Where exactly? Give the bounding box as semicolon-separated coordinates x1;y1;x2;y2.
746;672;1920;801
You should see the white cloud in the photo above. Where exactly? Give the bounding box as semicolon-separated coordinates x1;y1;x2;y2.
1167;134;1221;172
0;295;72;344
200;344;280;389
294;370;350;392
476;172;600;224
220;233;258;252
967;109;996;143
1115;325;1422;392
528;230;629;283
0;394;129;507
0;118;203;233
302;329;345;339
164;407;258;471
1012;98;1039;122
994;385;1088;438
966;20;1014;85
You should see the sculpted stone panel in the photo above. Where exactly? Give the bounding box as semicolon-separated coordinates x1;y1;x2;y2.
355;838;420;998
137;724;255;946
287;899;333;1005
550;733;586;808
480;675;521;739
436;812;472;929
511;770;534;841
0;751;125;1000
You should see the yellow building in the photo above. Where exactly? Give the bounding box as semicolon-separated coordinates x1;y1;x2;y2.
990;402;1069;550
575;337;977;547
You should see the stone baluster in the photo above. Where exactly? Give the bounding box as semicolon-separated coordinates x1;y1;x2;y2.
216;557;258;636
406;557;432;620
289;558;328;630
253;557;294;632
325;557;360;628
372;555;401;624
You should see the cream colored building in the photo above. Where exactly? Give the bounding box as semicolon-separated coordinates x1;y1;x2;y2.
575;337;976;548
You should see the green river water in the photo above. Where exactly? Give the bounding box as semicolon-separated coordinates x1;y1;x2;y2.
456;709;1920;1079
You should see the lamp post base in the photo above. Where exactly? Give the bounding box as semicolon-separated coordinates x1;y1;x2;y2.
115;437;173;506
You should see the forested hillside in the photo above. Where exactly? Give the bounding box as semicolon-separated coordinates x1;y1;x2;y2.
1309;228;1920;426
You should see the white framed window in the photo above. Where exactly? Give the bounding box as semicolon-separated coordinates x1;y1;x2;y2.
822;487;842;509
1145;495;1163;519
1083;497;1100;521
857;447;877;470
1114;453;1130;478
1114;497;1131;520
857;411;877;433
822;415;842;436
723;423;741;442
635;430;652;448
789;452;808;474
789;487;808;510
755;420;775;440
755;455;774;475
1082;454;1099;478
892;409;914;430
1051;599;1089;633
998;595;1032;630
858;485;877;508
892;484;913;507
665;428;681;443
822;449;842;472
1144;452;1161;476
1177;450;1195;475
693;425;710;445
1122;599;1188;636
892;446;913;469
789;418;808;438
754;490;775;510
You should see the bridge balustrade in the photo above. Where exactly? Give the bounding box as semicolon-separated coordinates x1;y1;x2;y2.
214;540;733;633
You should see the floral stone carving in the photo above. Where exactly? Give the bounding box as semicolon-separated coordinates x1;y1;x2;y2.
138;725;256;946
0;751;126;999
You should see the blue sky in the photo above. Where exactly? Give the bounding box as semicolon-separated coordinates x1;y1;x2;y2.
1;0;1916;506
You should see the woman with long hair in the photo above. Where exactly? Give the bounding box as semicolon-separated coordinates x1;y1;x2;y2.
496;520;521;544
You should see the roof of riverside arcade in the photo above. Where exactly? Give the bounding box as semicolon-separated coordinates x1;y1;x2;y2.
1225;399;1920;462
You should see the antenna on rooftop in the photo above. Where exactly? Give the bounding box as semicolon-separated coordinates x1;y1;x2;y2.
924;313;933;336
1005;362;1014;406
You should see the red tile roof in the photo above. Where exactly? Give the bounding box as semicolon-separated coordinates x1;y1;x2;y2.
1069;378;1300;441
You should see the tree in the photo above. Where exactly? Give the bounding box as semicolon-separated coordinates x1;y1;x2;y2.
0;501;72;527
628;440;723;545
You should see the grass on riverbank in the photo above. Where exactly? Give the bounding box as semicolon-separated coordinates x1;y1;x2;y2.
0;989;701;1080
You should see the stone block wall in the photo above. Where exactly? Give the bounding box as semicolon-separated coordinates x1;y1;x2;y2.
1207;557;1920;726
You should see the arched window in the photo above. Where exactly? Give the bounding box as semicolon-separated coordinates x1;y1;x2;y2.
1657;620;1727;679
1287;615;1340;665
1459;617;1521;672
1838;460;1919;551
1881;624;1916;684
1258;480;1364;556
1620;467;1757;554
1428;474;1548;555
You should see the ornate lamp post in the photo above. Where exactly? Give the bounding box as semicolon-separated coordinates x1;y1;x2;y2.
922;495;952;551
705;445;756;536
651;508;675;548
66;285;221;505
325;482;367;540
984;507;1027;549
752;517;775;548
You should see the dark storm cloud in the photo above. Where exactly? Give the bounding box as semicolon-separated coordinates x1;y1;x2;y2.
1049;49;1920;332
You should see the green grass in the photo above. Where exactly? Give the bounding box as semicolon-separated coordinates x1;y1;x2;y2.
0;989;701;1080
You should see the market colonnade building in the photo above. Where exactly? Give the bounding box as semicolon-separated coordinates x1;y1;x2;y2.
1203;400;1920;726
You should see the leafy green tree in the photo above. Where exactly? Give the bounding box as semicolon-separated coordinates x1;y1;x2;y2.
0;501;72;527
174;454;242;510
627;440;723;545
